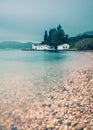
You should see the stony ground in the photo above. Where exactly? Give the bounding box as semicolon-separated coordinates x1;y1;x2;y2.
0;52;93;130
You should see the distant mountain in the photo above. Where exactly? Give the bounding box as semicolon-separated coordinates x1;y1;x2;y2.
83;31;93;36
0;41;32;49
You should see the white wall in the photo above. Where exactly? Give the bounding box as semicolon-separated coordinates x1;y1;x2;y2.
58;44;70;50
32;44;50;50
32;44;70;50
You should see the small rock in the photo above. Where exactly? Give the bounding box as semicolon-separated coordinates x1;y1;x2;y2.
53;119;58;125
72;122;78;127
66;122;71;126
75;114;81;119
58;103;62;107
52;111;58;115
47;123;55;129
50;96;54;99
58;119;63;124
48;104;51;107
64;104;69;108
42;104;51;107
75;122;85;130
42;104;47;107
69;81;74;85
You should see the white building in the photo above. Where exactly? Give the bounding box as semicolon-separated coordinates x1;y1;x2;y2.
57;44;70;50
32;43;70;50
32;44;50;50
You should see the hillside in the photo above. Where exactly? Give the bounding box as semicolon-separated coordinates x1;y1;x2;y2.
83;31;93;36
75;38;93;50
0;41;32;49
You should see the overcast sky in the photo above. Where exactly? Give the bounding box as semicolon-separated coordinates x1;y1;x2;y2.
0;0;93;42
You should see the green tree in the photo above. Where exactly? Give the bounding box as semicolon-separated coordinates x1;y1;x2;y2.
57;24;62;30
42;25;69;49
64;34;69;43
44;30;48;43
52;27;65;49
48;28;56;46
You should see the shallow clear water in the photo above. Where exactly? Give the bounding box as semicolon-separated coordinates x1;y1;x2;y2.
0;50;92;97
0;50;92;129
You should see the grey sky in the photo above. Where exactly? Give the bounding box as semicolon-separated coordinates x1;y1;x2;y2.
0;0;93;42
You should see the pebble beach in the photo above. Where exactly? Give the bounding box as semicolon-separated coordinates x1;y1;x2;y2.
0;52;93;130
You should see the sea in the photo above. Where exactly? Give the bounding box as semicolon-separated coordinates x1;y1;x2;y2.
0;50;92;99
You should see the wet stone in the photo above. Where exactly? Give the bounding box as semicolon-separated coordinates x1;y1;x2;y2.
48;104;51;107
58;119;63;124
66;122;71;126
12;127;17;130
80;110;84;113
42;104;51;107
50;96;54;99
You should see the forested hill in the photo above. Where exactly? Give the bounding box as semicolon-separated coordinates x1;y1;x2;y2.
69;32;93;50
75;38;93;50
84;31;93;36
0;41;32;49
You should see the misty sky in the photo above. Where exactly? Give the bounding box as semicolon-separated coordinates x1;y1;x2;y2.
0;0;93;42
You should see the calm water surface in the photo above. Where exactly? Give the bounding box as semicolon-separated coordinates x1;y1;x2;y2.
0;50;92;97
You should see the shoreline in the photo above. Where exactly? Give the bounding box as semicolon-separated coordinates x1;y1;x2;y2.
22;48;93;52
0;52;93;130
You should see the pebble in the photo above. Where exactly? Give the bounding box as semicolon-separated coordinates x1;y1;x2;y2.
64;104;69;108
47;123;55;129
75;122;85;130
52;111;58;115
66;122;71;126
0;61;93;130
58;119;63;124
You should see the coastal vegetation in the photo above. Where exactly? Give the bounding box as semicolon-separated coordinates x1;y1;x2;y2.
42;25;69;49
69;34;93;50
75;38;93;50
42;25;93;50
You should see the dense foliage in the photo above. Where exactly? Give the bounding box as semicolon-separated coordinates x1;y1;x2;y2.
43;25;69;49
75;38;93;50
